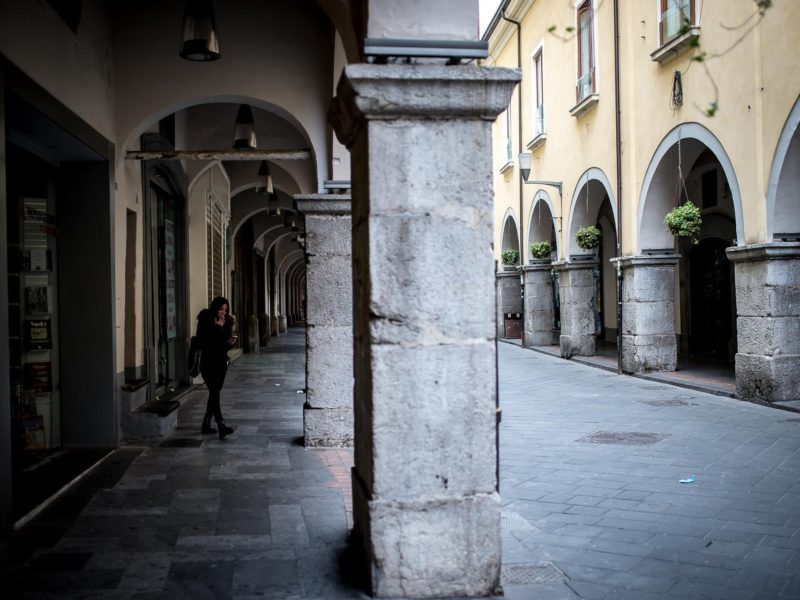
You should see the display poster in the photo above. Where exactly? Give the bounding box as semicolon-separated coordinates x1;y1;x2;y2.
165;219;177;338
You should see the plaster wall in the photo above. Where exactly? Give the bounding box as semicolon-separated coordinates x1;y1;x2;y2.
0;0;115;141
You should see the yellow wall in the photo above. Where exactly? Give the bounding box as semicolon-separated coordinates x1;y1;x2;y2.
488;0;800;258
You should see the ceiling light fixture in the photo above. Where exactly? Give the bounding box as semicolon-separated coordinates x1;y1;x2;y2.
179;0;221;62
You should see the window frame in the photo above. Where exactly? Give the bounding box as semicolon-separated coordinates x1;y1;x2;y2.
576;0;596;104
659;0;696;46
531;46;545;137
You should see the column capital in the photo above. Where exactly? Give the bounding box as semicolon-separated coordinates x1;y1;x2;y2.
611;253;681;268
294;194;352;215
726;241;800;263
329;64;520;148
496;269;520;279
522;260;553;273
553;259;598;272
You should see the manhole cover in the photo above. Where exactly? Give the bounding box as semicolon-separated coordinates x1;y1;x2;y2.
502;562;566;585
576;431;669;446
159;438;203;448
501;511;537;532
639;399;695;407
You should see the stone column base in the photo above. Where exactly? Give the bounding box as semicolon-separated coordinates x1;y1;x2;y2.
496;270;522;339
553;260;597;358
727;242;800;402
351;470;501;598
303;406;354;447
522;261;556;346
612;254;679;373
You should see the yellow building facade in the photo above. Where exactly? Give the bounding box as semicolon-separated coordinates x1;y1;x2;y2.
486;0;800;403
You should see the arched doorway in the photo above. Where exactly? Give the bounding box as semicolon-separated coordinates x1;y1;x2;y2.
682;149;737;361
637;124;742;375
561;169;618;356
498;210;522;339
524;192;559;346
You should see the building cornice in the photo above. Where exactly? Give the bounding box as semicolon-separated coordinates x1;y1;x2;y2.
485;0;536;62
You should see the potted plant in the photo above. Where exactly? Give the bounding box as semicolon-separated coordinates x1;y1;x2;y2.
501;249;519;270
529;241;552;262
575;225;601;252
664;201;702;244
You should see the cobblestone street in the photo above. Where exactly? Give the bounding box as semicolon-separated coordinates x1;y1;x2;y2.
3;329;800;599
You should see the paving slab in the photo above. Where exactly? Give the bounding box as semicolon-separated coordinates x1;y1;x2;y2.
3;329;800;599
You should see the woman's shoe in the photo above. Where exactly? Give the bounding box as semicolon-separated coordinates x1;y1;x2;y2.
217;420;235;440
201;417;217;435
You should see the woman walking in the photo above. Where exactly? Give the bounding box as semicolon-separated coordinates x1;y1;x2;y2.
196;296;238;439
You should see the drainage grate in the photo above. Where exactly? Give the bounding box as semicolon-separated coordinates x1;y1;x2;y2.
639;399;695;407
502;562;566;585
501;511;538;532
576;431;669;446
159;438;203;448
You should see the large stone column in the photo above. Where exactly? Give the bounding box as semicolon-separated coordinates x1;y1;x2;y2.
295;195;353;447
329;64;518;598
612;254;679;373
554;260;597;357
727;243;800;402
496;269;522;339
523;261;556;346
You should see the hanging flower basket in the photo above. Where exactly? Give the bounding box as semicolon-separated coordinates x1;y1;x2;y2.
664;201;702;243
529;241;552;260
501;249;519;269
575;225;601;251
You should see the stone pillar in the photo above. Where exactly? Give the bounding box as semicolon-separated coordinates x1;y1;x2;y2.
496;270;522;339
329;64;519;598
295;195;353;447
523;261;556;346
612;254;679;373
727;243;800;402
554;260;597;358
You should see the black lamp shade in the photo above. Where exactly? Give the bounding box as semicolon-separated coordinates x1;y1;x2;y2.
268;193;280;216
233;105;257;149
255;161;273;195
180;0;220;61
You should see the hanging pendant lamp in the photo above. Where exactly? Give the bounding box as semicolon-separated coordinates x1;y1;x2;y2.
268;193;280;216
179;0;221;62
233;105;257;149
255;161;273;195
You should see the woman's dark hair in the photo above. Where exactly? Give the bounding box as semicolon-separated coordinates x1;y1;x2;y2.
210;296;229;313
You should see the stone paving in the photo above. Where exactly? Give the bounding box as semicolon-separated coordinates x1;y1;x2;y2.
499;341;800;599
3;328;800;599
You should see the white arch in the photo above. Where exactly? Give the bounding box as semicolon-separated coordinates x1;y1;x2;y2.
767;96;800;240
526;190;559;258
566;167;617;257
638;123;744;253
500;208;520;253
188;160;230;196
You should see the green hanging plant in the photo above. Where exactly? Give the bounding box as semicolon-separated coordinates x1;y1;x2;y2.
529;241;552;260
575;225;601;251
664;201;702;243
501;249;519;266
